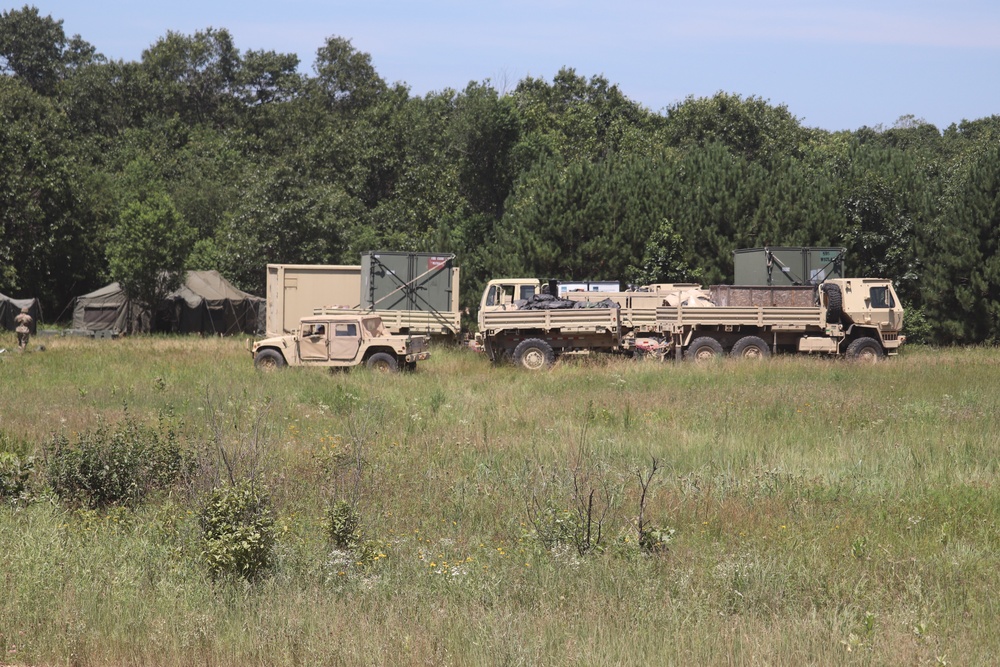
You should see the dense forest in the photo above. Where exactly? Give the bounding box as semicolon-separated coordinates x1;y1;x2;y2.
2;6;999;343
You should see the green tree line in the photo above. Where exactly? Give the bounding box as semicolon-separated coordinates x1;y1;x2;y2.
2;6;999;343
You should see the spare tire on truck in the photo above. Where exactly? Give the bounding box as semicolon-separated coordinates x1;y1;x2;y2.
513;338;555;371
821;283;843;324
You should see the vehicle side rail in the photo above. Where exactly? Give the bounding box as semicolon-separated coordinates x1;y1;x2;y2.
655;306;825;330
481;309;620;334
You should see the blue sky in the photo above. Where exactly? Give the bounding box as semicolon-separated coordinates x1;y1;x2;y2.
15;0;1000;131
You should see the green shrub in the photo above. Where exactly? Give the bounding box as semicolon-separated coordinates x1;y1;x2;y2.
638;525;675;553
325;500;361;549
199;480;276;581
322;500;389;573
527;502;583;552
0;451;34;502
44;411;192;509
901;304;933;345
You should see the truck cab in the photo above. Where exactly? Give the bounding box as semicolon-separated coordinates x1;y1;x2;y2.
479;279;542;313
824;278;905;355
477;279;543;326
832;279;902;329
252;314;430;372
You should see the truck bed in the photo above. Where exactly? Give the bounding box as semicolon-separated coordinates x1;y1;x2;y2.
655;306;826;331
481;307;620;334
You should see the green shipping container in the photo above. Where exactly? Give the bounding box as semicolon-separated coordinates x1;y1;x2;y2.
360;252;455;313
733;247;845;286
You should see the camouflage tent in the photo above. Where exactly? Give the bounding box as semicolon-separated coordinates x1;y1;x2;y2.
0;292;41;334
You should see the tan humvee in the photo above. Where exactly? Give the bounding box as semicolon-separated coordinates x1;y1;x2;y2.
251;314;429;372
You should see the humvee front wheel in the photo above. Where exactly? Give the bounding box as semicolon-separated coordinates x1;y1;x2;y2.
366;352;399;372
254;349;286;371
846;337;884;363
513;338;554;371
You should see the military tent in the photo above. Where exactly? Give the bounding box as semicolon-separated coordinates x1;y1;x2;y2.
70;282;146;334
156;271;264;335
72;271;263;335
0;293;41;334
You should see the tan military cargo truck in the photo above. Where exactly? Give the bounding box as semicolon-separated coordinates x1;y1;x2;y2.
475;277;905;369
251;314;430;372
475;279;733;369
655;278;905;361
475;279;626;370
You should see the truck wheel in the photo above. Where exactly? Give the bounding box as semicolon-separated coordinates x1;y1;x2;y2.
846;337;884;363
685;336;724;362
822;283;843;324
366;352;399;372
254;349;286;371
513;338;555;371
730;335;770;360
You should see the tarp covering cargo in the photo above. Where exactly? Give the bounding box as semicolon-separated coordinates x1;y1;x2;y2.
157;271;264;335
0;292;41;334
516;294;619;310
72;271;263;335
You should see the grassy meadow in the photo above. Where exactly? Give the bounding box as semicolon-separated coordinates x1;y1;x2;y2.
0;332;997;666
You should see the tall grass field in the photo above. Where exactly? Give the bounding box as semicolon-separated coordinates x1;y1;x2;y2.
1;332;997;666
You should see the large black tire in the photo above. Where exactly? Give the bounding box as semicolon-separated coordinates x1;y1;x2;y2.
845;337;884;363
254;348;286;371
513;338;555;371
730;335;771;360
366;352;399;372
822;283;843;324
685;336;724;362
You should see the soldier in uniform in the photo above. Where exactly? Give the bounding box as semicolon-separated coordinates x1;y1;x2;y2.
14;306;32;351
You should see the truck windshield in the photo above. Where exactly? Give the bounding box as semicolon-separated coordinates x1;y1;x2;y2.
869;286;894;309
